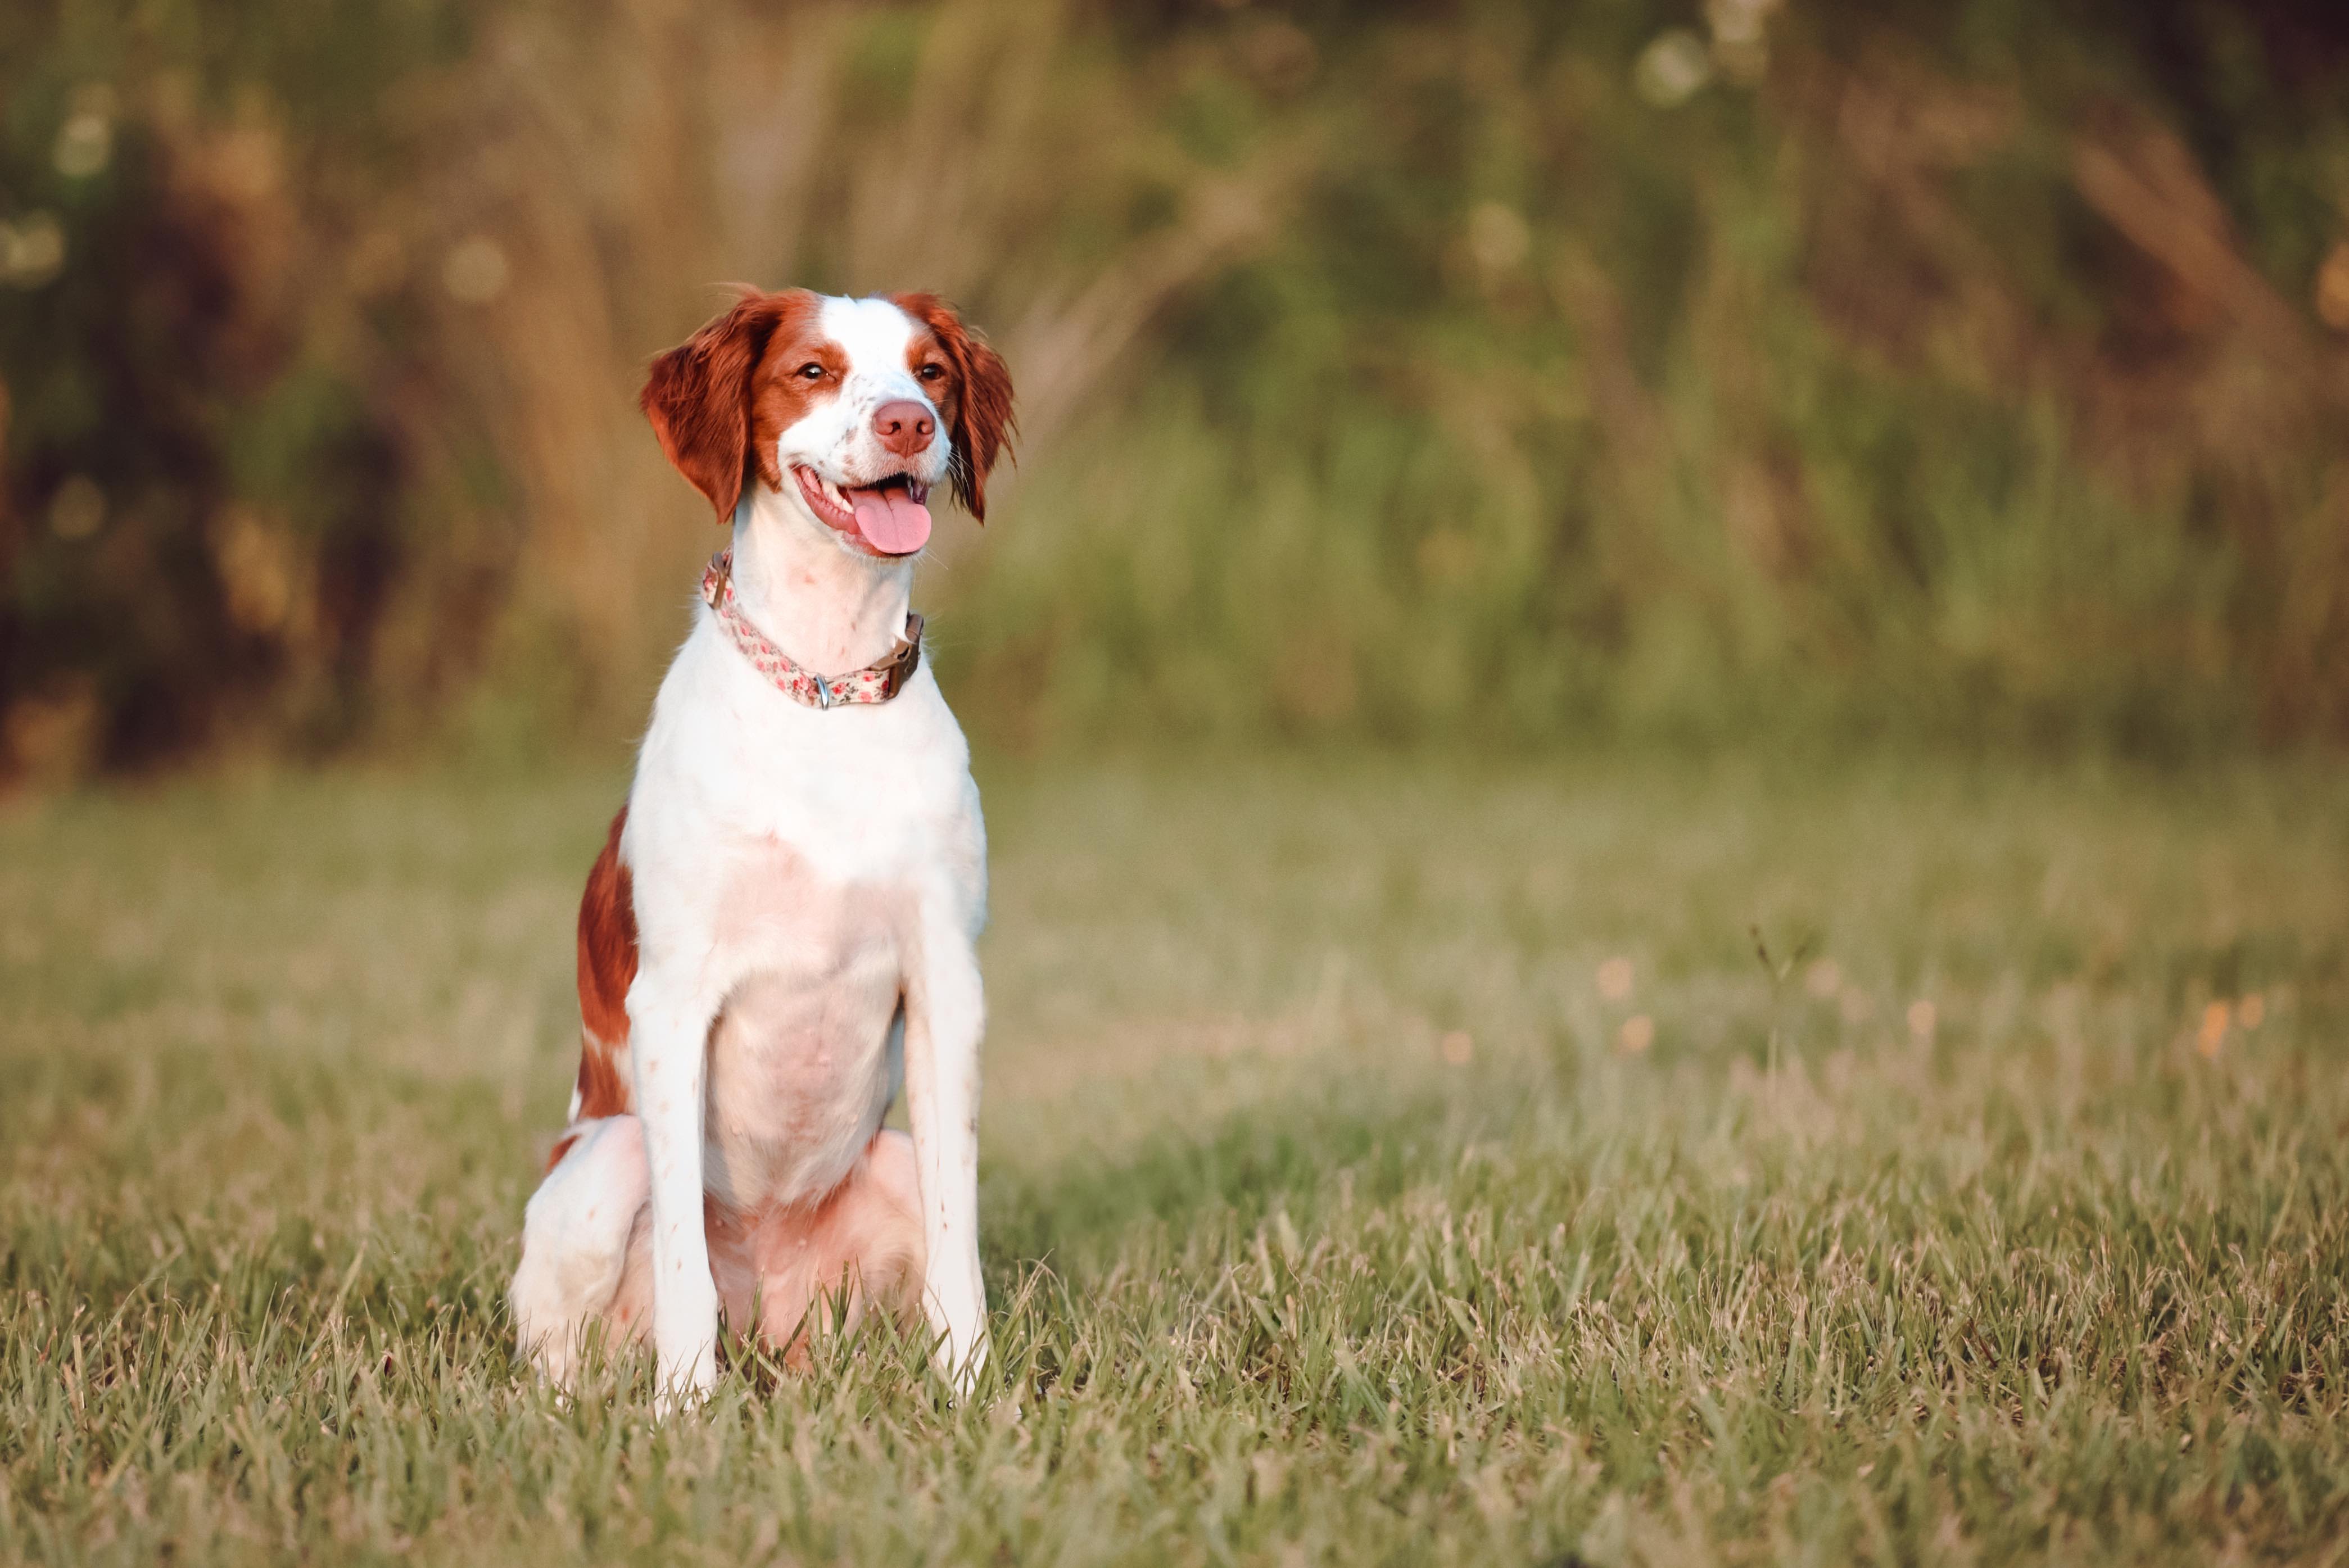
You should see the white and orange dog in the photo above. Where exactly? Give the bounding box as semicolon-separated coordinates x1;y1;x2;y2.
509;288;1013;1401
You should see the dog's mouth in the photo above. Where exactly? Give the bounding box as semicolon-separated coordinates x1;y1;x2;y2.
793;465;932;557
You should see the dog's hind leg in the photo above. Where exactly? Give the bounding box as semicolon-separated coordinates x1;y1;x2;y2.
510;1114;649;1387
747;1130;927;1367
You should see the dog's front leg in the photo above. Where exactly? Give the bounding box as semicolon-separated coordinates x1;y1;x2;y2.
905;884;989;1393
627;970;721;1408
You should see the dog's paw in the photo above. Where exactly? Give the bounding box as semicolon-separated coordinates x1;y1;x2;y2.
648;1342;719;1421
650;1377;714;1422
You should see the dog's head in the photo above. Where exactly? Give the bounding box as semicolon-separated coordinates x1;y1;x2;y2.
641;289;1015;558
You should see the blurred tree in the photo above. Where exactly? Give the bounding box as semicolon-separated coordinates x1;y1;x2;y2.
1;0;477;773
3;0;2347;776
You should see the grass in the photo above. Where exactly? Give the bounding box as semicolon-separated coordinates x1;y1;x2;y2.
2;750;2346;1565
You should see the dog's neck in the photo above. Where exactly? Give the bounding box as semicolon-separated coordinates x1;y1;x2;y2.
727;484;916;677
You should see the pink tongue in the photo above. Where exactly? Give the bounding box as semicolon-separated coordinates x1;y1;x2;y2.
848;486;931;555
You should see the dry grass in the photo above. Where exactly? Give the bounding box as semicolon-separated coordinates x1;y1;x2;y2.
2;752;2346;1564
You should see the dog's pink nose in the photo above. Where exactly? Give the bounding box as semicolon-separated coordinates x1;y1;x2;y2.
872;400;936;458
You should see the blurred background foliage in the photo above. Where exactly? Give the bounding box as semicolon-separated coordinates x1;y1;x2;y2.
4;0;2349;779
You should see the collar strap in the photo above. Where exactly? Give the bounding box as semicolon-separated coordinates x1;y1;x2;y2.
700;550;924;709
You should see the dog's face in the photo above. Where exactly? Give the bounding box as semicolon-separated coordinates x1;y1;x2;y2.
641;289;1015;558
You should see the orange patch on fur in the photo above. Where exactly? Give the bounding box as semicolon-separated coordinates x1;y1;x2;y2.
891;292;1016;522
640;288;826;521
568;806;637;1139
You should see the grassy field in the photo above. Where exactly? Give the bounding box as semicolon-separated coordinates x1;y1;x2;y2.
2;753;2346;1565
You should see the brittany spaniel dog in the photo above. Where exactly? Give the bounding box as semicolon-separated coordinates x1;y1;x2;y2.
509;289;1013;1402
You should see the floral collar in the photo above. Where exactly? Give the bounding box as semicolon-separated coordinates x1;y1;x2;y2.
700;550;924;709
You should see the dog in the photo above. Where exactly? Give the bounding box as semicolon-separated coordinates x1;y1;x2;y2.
508;288;1013;1402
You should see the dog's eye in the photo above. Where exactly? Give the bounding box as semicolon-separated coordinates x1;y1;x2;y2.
917;362;945;382
797;362;826;380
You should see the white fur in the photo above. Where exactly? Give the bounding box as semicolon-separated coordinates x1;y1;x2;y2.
510;294;992;1404
512;1115;646;1387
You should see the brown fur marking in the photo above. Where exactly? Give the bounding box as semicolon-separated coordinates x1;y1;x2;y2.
571;806;636;1135
640;288;818;520
746;303;846;495
891;292;1016;522
639;288;841;522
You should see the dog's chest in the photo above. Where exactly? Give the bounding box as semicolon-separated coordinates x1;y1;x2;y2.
699;840;915;1211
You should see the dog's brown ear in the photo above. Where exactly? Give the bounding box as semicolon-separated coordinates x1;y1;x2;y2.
640;289;804;522
894;293;1016;523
